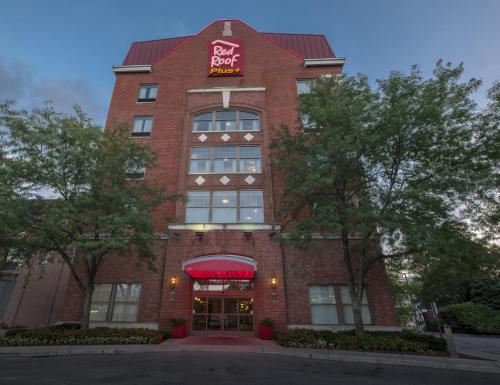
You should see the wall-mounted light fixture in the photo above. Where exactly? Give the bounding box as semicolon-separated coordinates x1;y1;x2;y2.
271;276;277;289
170;276;177;289
243;231;253;240
172;232;181;240
195;231;204;241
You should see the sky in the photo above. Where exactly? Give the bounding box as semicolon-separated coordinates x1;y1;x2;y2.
1;0;499;125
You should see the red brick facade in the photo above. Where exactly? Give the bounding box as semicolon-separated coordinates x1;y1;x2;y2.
60;20;399;333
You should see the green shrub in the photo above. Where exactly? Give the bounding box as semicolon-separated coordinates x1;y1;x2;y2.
274;329;446;353
440;302;500;335
260;318;274;327
0;327;164;346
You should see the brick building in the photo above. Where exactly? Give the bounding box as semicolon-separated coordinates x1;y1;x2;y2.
58;19;399;334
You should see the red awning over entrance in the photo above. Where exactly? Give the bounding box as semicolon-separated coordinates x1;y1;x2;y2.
182;255;257;279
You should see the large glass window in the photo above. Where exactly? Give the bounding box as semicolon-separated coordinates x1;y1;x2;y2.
192;110;259;132
112;284;142;322
212;191;237;223
309;286;338;324
240;190;264;223
90;283;142;323
186;190;264;224
340;286;372;325
189;146;261;174
214;147;237;173
186;191;210;223
132;116;153;137
309;285;372;325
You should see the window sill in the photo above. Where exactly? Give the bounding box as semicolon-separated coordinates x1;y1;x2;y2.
188;172;262;175
131;133;151;138
136;100;156;104
169;224;279;230
192;130;261;133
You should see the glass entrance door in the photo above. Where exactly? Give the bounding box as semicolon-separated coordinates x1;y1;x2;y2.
192;279;253;335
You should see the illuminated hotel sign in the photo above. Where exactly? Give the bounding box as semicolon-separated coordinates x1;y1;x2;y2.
208;39;244;77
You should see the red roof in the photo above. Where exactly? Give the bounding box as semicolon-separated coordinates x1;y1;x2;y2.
123;32;335;65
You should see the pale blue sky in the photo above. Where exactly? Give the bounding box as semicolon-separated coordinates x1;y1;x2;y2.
1;0;499;124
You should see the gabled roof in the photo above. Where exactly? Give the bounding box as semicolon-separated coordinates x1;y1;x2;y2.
123;32;335;65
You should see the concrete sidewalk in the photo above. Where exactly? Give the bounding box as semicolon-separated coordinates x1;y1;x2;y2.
1;336;499;374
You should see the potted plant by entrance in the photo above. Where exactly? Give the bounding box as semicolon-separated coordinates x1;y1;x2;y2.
169;318;187;338
258;318;274;340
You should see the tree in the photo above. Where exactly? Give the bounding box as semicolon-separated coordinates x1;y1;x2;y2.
271;62;499;336
0;101;176;330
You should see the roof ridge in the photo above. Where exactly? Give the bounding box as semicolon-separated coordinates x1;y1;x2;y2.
131;35;193;45
263;32;327;37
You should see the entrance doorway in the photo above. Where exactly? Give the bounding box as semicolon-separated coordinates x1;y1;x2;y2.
191;279;253;335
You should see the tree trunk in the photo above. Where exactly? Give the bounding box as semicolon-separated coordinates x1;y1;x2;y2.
350;289;364;336
341;226;365;336
80;260;97;332
80;284;92;331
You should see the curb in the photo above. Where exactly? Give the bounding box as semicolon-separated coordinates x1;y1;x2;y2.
1;346;499;374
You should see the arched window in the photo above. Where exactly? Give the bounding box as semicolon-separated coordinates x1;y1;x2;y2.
192;110;259;132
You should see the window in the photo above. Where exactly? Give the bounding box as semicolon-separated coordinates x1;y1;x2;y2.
309;286;338;324
192;110;259;132
301;113;316;129
186;190;264;224
132;116;153;137
212;191;237;223
240;190;264;223
138;84;158;102
214;147;237;173
308;285;372;325
112;284;142;322
189;146;261;174
340;286;372;325
125;166;145;179
297;79;313;94
90;283;141;323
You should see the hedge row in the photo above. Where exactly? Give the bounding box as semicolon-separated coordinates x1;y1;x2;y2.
274;329;447;353
439;302;500;335
0;326;164;346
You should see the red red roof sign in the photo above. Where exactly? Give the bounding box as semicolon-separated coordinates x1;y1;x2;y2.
208;39;243;77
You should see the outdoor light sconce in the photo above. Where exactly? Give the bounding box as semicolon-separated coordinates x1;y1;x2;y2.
271;276;277;289
195;231;204;241
170;276;177;289
243;231;253;240
172;232;181;240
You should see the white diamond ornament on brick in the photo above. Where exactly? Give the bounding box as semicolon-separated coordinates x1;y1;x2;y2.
195;176;206;185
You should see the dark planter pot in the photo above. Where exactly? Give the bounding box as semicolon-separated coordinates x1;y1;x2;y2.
259;326;273;340
171;325;186;338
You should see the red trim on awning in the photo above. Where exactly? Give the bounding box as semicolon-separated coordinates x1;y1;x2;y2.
183;255;256;279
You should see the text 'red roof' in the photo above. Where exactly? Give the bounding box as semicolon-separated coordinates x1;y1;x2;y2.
123;33;335;65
